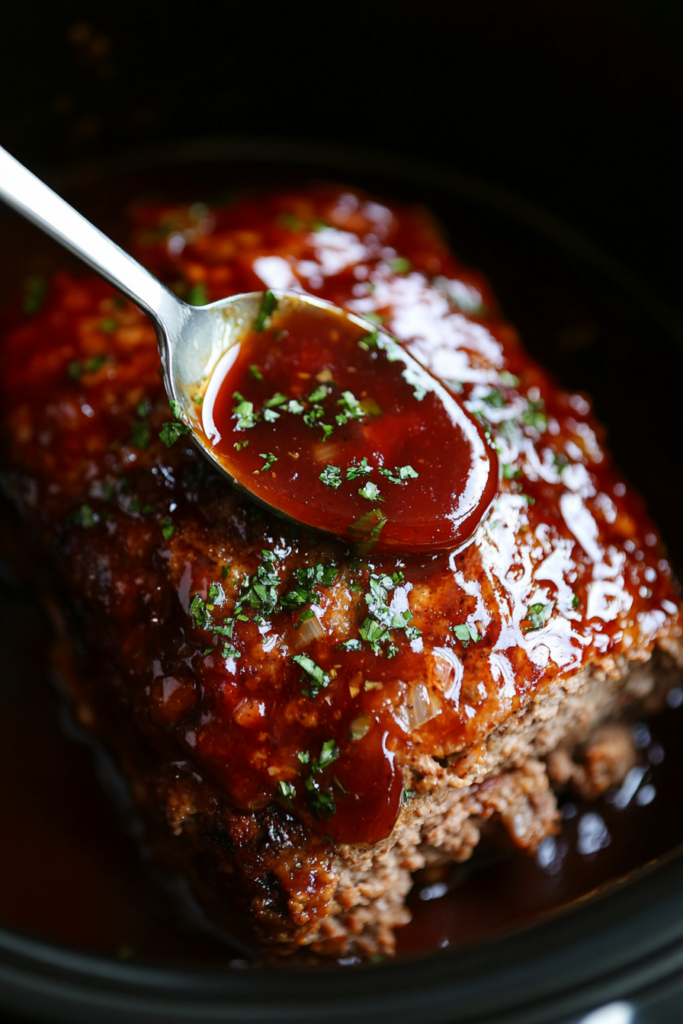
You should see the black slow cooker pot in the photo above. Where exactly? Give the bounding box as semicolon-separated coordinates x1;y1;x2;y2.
1;4;682;1022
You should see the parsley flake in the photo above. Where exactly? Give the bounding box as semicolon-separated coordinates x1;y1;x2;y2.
346;458;372;481
130;420;150;450
319;465;342;489
389;256;411;274
22;275;46;316
255;452;277;473
308;384;330;404
310;739;339;775
378;464;418;484
358;330;379;352
187;282;208;306
452;623;481;646
232;392;260;430
526;601;554;632
278;780;296;803
304;776;336;818
359;481;383;502
159;400;191;447
293;653;331;697
253;290;279;332
348;508;388;554
161;517;174;540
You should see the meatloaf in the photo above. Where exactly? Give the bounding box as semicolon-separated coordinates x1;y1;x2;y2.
1;184;681;958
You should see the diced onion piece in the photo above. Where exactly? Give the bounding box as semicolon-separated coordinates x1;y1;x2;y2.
359;397;382;417
406;682;442;731
312;441;341;463
295;613;325;648
349;712;371;741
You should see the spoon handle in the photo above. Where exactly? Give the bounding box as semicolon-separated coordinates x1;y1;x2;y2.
0;145;181;327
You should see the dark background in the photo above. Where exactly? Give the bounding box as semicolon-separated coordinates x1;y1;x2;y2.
1;0;682;310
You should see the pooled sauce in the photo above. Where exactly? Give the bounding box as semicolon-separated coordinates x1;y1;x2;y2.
201;296;497;553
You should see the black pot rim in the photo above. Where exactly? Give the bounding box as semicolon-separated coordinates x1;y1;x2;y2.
2;135;683;1024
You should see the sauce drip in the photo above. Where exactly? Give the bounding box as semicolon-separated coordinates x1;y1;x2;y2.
201;296;498;553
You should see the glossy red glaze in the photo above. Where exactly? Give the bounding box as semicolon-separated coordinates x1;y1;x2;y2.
202;299;497;553
1;184;680;857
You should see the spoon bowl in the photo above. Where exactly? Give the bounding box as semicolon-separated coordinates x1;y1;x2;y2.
0;145;498;553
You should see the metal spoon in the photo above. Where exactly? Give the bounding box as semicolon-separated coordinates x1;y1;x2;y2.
0;145;497;549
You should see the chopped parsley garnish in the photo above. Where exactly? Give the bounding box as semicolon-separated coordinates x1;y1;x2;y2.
308;384;330;403
571;593;580;609
277;780;296;803
235;549;281;622
358;330;379;352
161;517;174;540
452;623;481;646
281;563;338;611
232;392;260;430
483;388;506;409
359;481;383;502
189;582;239;659
287;399;305;414
348;508;388;554
252;290;279;332
363;312;384;326
336;391;364;425
401;365;428;401
76;503;99;528
221;565;231;580
502;464;520;480
310;739;339;775
159;399;191;447
304;776;336;818
403;789;416;804
130;420;150;450
100;317;118;333
303;404;324;427
389;256;411;274
276;213;304;232
22;275;46;316
499;370;520;387
521;398;548;433
297;751;310;764
346;458;372;481
190;594;213;630
264;392;288;409
187;282;208;306
249;365;264;381
319;465;342;489
525;601;554;632
255;452;277;473
293;653;331;698
378;464;418;484
234;440;249;450
67;354;107;381
341;572;420;657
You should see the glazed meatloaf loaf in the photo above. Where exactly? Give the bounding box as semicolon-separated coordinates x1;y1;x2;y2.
1;184;681;958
